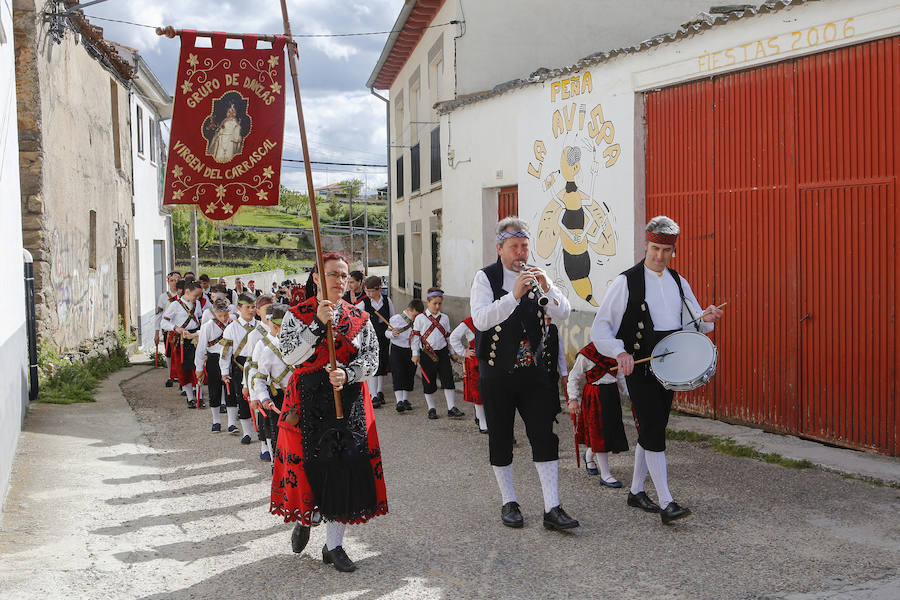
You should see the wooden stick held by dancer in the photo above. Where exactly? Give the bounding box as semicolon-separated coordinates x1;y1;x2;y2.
609;351;676;372
686;302;728;327
280;0;343;418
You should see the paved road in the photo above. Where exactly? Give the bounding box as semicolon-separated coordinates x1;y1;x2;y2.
0;365;898;599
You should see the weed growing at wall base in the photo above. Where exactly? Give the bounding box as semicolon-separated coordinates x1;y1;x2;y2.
38;345;131;404
666;428;815;469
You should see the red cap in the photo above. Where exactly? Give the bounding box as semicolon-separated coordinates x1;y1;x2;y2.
646;230;678;245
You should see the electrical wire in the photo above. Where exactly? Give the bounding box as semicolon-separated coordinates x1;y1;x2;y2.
81;13;460;38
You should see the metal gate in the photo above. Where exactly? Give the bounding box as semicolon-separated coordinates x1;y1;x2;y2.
645;37;899;454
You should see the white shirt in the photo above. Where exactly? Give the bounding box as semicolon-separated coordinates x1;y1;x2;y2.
251;333;293;402
194;317;230;371
219;316;258;375
566;352;623;403
385;311;416;349
159;297;203;333
156;290;177;331
448;321;475;356
470;263;571;332
243;321;271;387
554;328;569;377
590;265;713;358
355;296;395;322
411;310;452;357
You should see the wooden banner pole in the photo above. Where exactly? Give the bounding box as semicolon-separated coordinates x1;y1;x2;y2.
279;0;344;418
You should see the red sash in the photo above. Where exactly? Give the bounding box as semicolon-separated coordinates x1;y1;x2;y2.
208;318;227;347
463;317;476;350
578;343;618;383
177;299;200;331
288;298;369;374
420;312;448;357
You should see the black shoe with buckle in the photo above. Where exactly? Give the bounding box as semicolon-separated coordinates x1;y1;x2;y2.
291;523;310;553
543;505;580;531
627;491;662;513
322;544;357;572
660;501;692;524
501;501;524;528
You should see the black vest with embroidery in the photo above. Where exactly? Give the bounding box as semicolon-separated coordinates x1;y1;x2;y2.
475;260;544;377
541;323;561;382
616;260;688;361
360;296;390;338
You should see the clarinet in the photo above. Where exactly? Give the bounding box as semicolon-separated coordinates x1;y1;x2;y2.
516;261;551;307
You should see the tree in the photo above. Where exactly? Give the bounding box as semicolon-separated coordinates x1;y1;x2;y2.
278;185;309;214
336;178;364;199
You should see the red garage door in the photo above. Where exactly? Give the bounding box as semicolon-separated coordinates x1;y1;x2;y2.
646;37;899;455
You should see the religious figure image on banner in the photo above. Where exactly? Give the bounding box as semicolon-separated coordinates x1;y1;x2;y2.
163;31;286;221
203;93;252;163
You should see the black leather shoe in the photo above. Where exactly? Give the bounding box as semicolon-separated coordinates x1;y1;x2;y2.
660;501;692;524
401;400;413;411
500;501;524;528
187;399;196;409
448;406;465;418
395;401;406;413
165;378;174;388
322;544;357;572
627;491;661;513
543;505;579;530
291;523;310;553
427;408;438;420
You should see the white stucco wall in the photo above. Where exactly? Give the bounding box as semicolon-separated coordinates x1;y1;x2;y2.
0;0;28;510
131;90;170;350
440;0;900;355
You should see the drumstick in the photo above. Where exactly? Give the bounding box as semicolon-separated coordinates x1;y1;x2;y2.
610;351;676;371
372;311;392;327
686;302;728;327
418;364;432;384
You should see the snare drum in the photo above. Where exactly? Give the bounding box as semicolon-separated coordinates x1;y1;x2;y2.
649;331;717;391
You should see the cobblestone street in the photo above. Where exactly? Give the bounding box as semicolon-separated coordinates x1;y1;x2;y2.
1;365;898;600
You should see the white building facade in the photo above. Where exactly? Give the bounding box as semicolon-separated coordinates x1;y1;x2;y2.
0;0;28;508
125;51;173;350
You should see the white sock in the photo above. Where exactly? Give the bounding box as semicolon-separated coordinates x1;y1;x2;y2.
424;393;437;410
240;418;253;437
395;389;405;405
182;383;194;400
210;407;221;425
534;460;560;513
367;376;377;395
585;448;595;465
630;443;649;494
443;389;456;410
260;441;267;453
375;375;384;395
474;404;486;428
644;449;674;508
226;406;238;427
596;452;612;480
325;521;346;550
492;464;516;505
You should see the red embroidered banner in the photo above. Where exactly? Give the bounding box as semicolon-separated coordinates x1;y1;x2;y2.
164;31;286;220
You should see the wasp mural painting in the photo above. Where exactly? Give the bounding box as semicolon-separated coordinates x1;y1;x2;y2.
523;71;622;308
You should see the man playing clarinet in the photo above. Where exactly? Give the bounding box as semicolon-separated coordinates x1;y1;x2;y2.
470;216;579;531
590;216;723;524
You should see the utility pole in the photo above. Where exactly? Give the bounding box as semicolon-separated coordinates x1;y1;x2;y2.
218;226;224;262
348;183;354;264
364;194;369;274
190;206;199;274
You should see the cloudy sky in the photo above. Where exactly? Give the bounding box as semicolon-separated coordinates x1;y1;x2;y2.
86;0;405;194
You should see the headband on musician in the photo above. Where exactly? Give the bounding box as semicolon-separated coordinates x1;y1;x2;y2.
497;230;530;242
646;215;680;246
426;290;444;299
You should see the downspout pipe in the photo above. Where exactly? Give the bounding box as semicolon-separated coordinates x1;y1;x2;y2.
23;250;38;402
369;86;390;297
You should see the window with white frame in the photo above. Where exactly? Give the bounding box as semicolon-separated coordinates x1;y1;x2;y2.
136;104;144;156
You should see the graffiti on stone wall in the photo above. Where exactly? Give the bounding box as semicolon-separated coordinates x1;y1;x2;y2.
522;71;623;310
50;227;112;346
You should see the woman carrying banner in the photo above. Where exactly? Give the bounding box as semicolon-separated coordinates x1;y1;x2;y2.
270;252;387;573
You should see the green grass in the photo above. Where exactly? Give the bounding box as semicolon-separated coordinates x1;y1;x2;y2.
39;346;131;404
232;206;311;229
666;428;815;469
179;260;313;279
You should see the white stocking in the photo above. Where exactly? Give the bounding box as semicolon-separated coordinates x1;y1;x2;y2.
443;389;456;410
630;443;649;494
424;393;437;410
474;403;486;428
644;449;673;507
325;521;346;550
534;460;560;513
492;464;516;505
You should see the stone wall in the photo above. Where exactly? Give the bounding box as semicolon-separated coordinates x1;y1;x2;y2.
13;0;136;353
